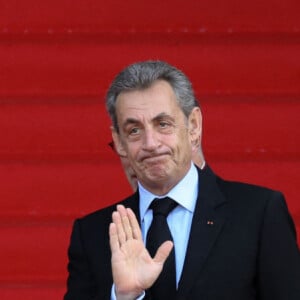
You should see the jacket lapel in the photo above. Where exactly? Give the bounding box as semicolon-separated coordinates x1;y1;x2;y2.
177;166;229;298
122;189;141;219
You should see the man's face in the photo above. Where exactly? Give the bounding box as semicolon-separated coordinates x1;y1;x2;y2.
112;80;200;194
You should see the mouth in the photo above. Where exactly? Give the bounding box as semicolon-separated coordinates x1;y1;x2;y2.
142;153;168;164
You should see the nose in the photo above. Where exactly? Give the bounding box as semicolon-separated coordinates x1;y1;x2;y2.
142;128;160;152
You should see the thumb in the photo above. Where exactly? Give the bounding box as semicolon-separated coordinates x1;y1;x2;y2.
153;241;173;265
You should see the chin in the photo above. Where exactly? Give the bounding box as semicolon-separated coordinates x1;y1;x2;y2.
147;168;170;181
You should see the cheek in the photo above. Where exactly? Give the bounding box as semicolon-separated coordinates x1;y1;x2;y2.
174;127;190;145
177;136;192;160
126;144;141;162
120;157;130;169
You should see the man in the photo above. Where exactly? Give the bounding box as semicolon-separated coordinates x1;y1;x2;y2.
65;61;300;300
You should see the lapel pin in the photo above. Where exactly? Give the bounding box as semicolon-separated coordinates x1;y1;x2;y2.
207;220;214;225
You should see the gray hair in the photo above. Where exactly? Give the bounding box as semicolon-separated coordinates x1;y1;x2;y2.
106;60;199;132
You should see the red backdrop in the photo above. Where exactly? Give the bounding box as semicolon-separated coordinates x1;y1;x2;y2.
0;1;299;299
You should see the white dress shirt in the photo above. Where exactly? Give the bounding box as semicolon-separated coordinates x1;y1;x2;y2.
139;162;199;285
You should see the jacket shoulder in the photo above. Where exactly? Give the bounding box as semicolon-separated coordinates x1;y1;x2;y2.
77;193;137;227
218;176;283;196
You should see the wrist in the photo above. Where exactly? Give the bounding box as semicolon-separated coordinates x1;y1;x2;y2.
115;288;144;300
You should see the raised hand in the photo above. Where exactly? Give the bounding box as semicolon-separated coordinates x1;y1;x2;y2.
109;205;173;300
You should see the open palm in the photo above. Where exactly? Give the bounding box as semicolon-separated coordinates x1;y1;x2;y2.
109;205;173;300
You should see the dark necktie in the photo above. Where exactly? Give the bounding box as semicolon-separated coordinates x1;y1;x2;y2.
146;197;178;299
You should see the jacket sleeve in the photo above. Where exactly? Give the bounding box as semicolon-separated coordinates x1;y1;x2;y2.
64;219;109;300
258;191;300;300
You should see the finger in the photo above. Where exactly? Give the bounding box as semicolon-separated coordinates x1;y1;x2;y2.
109;223;120;253
126;207;142;240
112;210;126;245
153;241;173;265
117;205;133;240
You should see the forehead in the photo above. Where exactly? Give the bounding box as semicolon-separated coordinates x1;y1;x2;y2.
115;80;181;122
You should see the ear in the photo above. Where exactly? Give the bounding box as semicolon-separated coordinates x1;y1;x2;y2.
111;126;127;157
188;107;202;150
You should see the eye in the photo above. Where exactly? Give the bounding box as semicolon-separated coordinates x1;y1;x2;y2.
157;120;175;134
129;127;140;135
159;121;170;128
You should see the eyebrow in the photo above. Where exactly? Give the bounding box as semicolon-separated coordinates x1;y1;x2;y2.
121;112;175;131
153;112;175;122
122;118;140;128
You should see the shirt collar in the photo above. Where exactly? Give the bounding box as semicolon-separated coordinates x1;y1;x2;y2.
138;163;199;221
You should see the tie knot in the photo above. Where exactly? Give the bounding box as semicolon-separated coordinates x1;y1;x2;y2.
150;197;177;217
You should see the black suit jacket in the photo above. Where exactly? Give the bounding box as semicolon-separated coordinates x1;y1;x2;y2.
64;166;300;300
